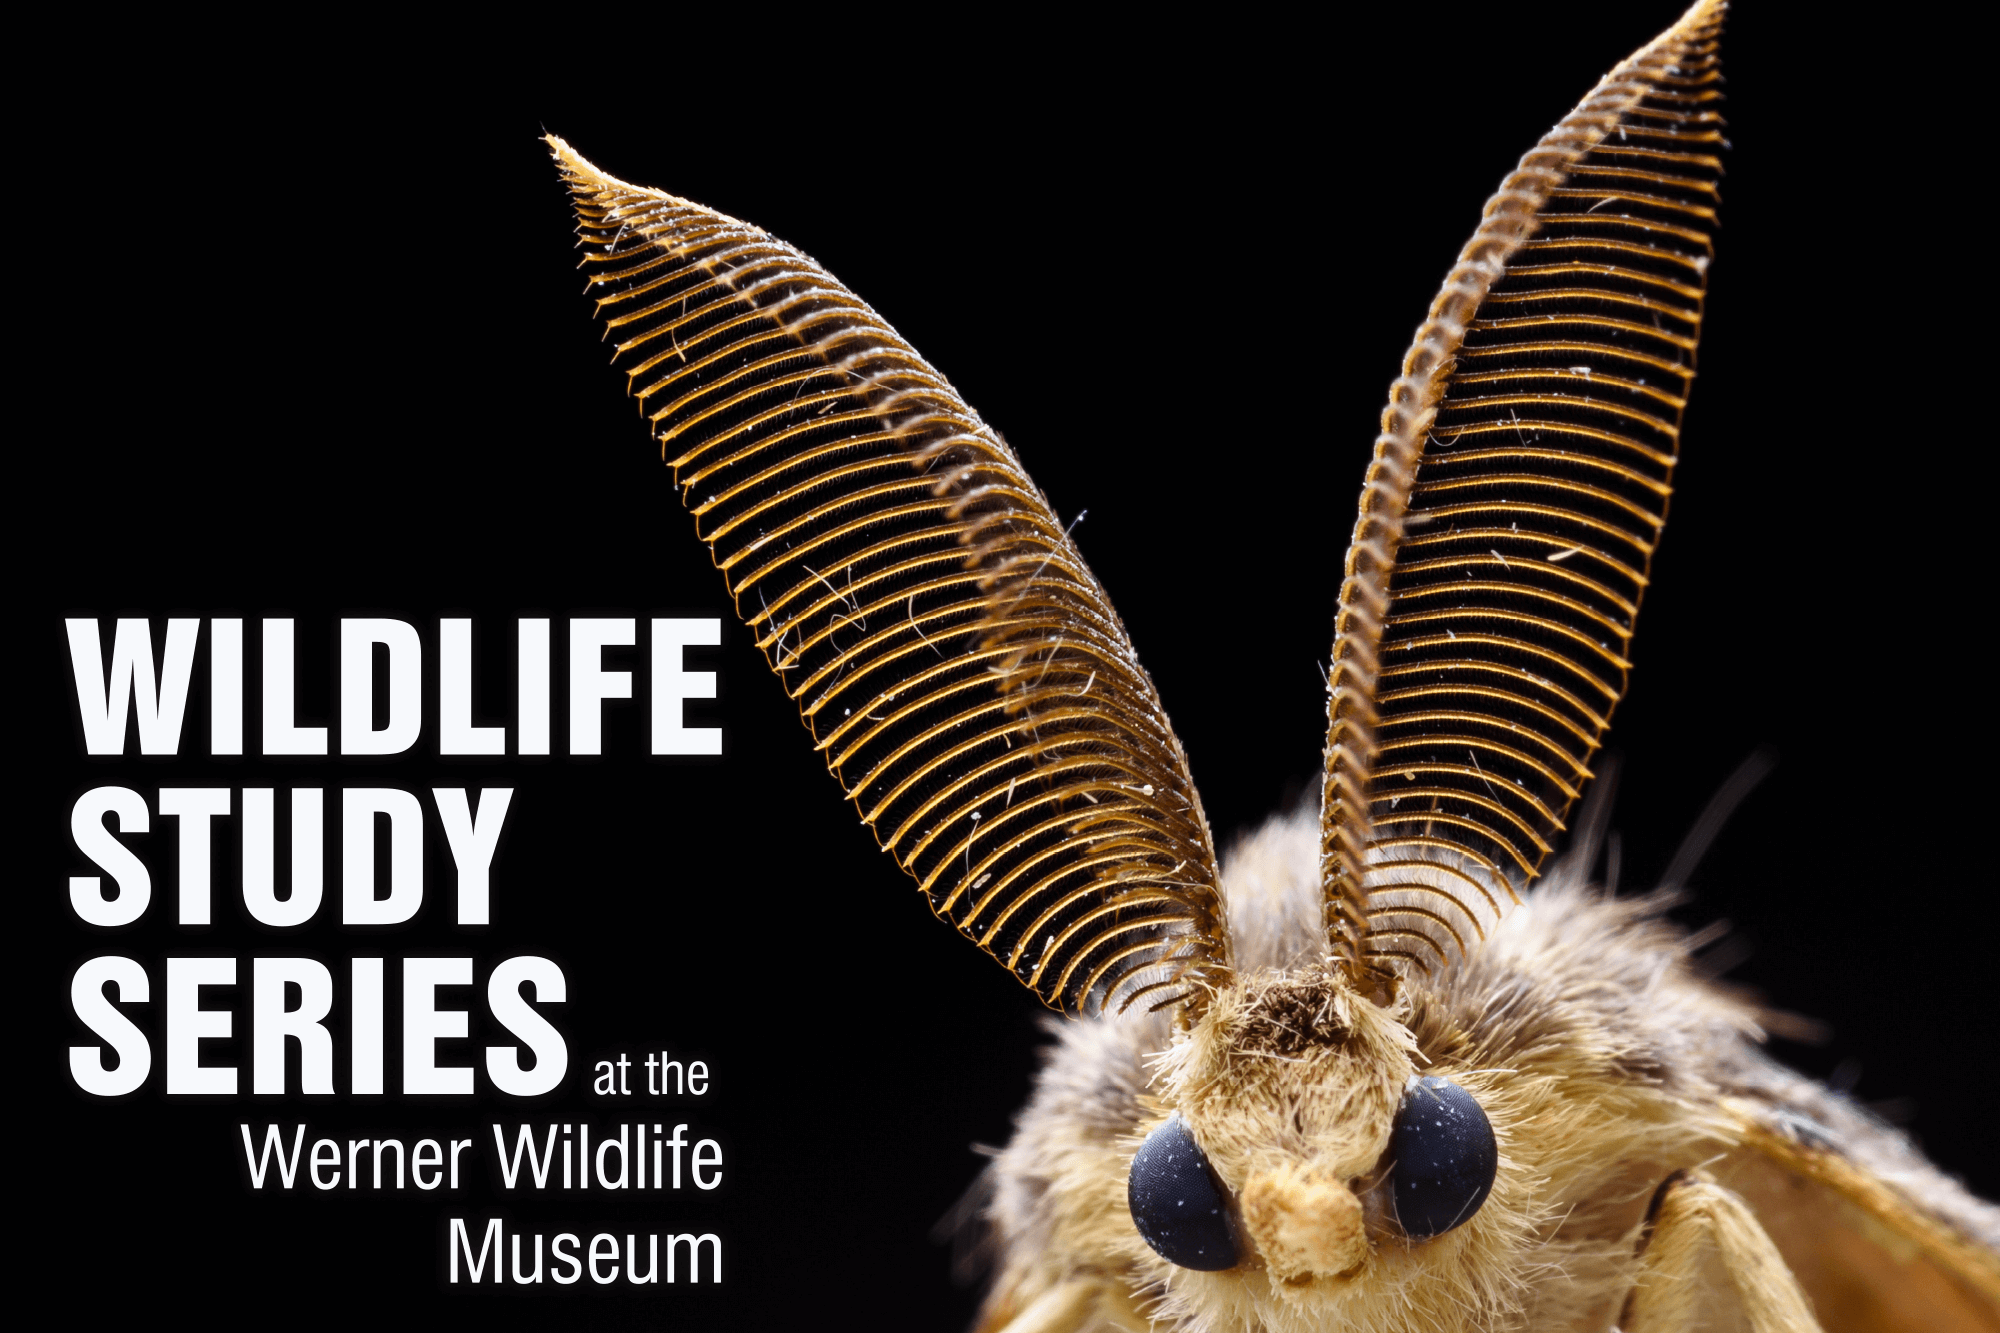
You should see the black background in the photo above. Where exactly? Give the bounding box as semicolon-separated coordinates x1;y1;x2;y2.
26;5;1991;1328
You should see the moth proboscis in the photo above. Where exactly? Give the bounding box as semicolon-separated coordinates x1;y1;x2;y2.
547;1;2000;1327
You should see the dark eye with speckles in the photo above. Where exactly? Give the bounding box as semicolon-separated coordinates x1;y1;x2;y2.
1127;1114;1238;1270
1388;1075;1497;1239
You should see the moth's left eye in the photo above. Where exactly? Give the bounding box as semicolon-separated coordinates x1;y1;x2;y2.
1127;1114;1239;1270
1387;1075;1497;1240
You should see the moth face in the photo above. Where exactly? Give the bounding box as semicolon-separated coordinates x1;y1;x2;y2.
1122;968;1516;1326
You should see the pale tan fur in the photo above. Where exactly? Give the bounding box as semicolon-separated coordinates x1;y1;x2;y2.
1624;1171;1822;1333
1240;1163;1368;1282
975;809;2000;1333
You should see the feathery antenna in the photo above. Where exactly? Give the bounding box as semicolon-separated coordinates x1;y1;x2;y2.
547;141;1230;1015
1321;0;1729;978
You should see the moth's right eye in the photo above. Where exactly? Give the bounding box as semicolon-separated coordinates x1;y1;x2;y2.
1387;1075;1498;1240
1127;1114;1239;1271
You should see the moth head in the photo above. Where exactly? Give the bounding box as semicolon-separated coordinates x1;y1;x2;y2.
1121;965;1519;1323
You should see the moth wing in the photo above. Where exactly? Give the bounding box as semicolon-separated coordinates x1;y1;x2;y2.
548;142;1228;1015
1715;1091;2000;1330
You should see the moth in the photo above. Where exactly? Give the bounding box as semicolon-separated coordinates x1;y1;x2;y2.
546;1;1999;1327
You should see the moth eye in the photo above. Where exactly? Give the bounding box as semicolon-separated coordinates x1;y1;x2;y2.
1388;1076;1498;1240
1127;1114;1239;1271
